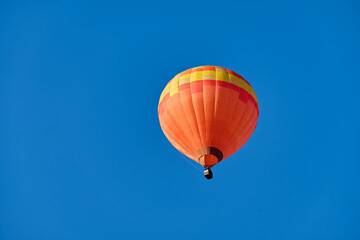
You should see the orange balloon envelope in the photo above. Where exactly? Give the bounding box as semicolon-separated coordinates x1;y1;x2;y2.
158;66;259;178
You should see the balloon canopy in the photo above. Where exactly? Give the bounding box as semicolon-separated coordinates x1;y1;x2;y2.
158;66;259;170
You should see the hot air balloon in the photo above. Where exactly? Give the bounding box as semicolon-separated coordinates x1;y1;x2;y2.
158;66;259;179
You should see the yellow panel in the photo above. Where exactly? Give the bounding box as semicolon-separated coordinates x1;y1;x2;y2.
179;73;190;85
169;75;180;96
190;68;203;82
203;70;216;80
216;68;230;82
203;70;216;75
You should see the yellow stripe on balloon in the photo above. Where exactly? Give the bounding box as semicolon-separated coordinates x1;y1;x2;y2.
190;69;203;82
158;66;258;109
169;75;180;96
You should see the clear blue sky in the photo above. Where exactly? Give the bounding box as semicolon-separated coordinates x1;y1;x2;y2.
1;0;359;239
